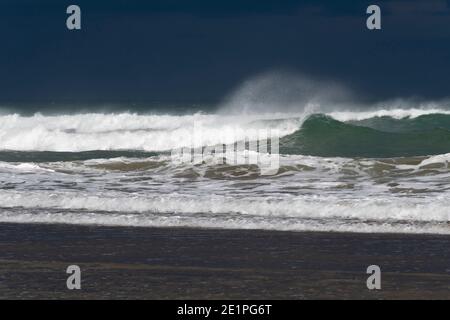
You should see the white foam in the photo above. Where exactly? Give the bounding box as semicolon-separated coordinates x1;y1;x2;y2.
0;190;448;234
418;153;450;167
1;210;447;235
1;108;450;152
0;162;55;172
0;112;301;152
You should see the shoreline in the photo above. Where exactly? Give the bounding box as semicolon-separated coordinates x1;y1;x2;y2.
0;222;449;299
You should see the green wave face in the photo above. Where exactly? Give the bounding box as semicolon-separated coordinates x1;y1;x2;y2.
280;114;450;158
348;113;450;133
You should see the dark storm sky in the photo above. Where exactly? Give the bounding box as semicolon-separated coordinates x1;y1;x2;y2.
0;0;450;111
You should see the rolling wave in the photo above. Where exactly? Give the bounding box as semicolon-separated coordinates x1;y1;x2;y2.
1;109;450;158
280;113;450;157
0;191;448;234
0;112;301;152
1;108;449;234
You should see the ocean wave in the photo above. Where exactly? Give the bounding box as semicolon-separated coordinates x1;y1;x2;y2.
1;109;450;158
280;113;450;157
328;108;450;121
0;112;301;152
2;152;450;178
0;191;448;234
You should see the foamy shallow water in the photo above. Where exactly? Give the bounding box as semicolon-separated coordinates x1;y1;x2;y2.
0;153;449;234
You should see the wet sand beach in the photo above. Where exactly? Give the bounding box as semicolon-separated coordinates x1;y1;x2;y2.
0;222;449;300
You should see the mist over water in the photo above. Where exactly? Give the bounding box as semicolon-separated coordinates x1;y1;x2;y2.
0;72;449;234
218;72;355;115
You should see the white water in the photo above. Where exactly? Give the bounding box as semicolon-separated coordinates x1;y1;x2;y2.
0;108;449;234
0;152;449;234
0;112;302;152
0;108;449;152
0;190;448;234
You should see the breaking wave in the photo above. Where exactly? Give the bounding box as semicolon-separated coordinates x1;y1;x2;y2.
281;113;450;157
1;109;450;158
1;107;450;235
0;191;448;234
